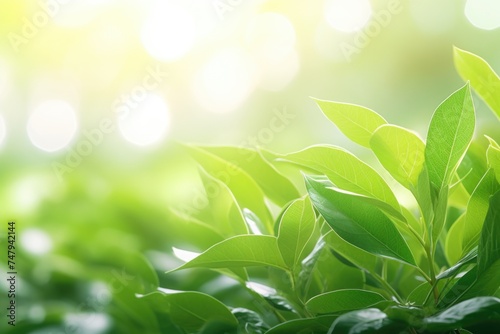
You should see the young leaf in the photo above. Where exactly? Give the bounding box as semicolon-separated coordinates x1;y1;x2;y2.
462;169;499;254
477;190;500;276
305;175;416;265
278;145;402;215
306;289;387;314
277;197;318;270
370;124;425;190
198;166;249;237
199;146;300;206
454;47;500;119
169;235;288;272
425;83;475;192
184;145;273;231
137;290;238;333
313;99;387;147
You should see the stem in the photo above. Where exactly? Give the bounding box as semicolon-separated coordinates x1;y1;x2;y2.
372;272;404;303
424;245;439;304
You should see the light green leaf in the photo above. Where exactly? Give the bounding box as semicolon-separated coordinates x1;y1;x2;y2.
198;166;249;237
425;84;475;192
477;190;500;276
200;146;300;206
462;169;499;254
305;175;416;265
370;124;425;190
277;197;318;270
486;137;500;184
454;47;500;119
313;99;387;147
458;141;489;195
278;145;402;216
184;145;273;232
306;289;386;314
324;230;378;273
169;235;288;272
446;213;466;265
137;290;238;333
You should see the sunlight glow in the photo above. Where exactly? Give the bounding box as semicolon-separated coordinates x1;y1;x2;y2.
27;100;78;152
172;247;199;262
465;0;500;30
141;3;197;62
0;114;5;147
20;229;53;255
193;48;256;114
118;93;170;146
246;13;299;91
325;0;372;33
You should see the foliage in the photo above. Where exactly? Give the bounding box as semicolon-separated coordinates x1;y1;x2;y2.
135;48;500;333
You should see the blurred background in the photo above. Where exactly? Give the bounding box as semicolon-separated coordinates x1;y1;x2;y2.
1;0;500;333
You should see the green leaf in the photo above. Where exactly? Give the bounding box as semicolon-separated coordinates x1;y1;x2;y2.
477;190;500;276
265;315;337;334
279;145;402;216
486;137;500;183
137;290;238;333
246;282;295;312
425;83;475;192
313;99;387;147
437;247;477;280
306;289;386;314
169;235;288;272
277;197;318;270
446;213;466;265
458;141;489;195
198;166;249;237
232;308;269;334
454;47;500;119
200;146;300;206
305;175;416;265
425;296;500;332
329;308;407;334
462;169;499;254
184;145;273;232
324;230;378;273
370;124;425;190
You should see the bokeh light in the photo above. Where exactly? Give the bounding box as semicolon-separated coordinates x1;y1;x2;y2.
20;228;53;255
141;2;197;62
193;47;257;114
27;100;78;152
325;0;372;33
118;93;170;146
465;0;500;30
